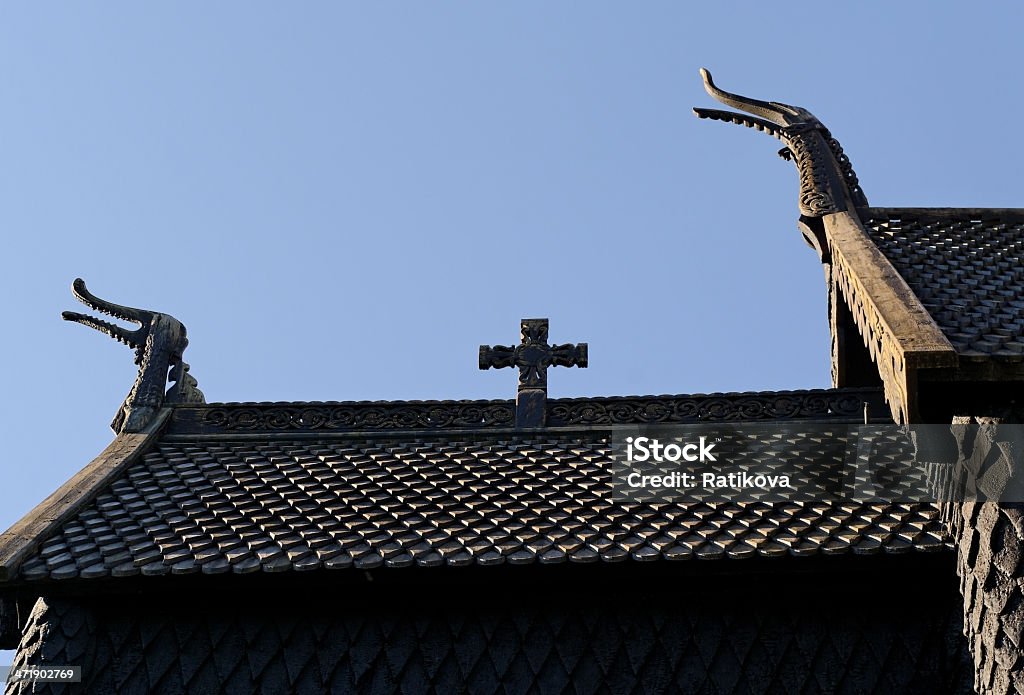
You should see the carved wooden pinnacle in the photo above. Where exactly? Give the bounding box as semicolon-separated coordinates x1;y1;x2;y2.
479;318;588;428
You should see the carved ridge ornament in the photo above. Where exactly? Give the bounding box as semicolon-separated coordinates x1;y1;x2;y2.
184;389;881;433
829;241;916;423
692;68;868;218
202;402;516;431
63;279;204;433
479;318;588;428
546;390;870;426
478;319;588;390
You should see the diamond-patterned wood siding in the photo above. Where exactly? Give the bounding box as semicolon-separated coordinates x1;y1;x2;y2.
5;579;972;694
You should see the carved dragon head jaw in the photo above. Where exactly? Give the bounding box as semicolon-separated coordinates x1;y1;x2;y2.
62;278;188;366
62;278;202;433
693;67;821;135
692;68;867;217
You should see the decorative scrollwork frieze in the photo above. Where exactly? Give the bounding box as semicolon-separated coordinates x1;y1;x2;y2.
546;390;874;426
826;136;866;207
479;318;588;428
197;402;516;432
785;130;838;217
829;243;909;423
172;388;886;435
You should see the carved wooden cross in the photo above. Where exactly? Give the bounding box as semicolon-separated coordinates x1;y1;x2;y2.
479;318;588;428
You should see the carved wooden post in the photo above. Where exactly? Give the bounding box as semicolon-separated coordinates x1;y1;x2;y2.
943;409;1024;694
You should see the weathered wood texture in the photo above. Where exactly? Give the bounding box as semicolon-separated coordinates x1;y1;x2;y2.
824;211;956;423
4;565;971;695
948;407;1024;695
0;596;20;649
0;410;169;583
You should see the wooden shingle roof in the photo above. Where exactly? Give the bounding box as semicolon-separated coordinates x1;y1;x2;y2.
0;387;953;586
862;208;1024;361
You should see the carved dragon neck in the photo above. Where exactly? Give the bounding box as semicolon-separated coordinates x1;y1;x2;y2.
692;68;867;218
62;278;204;433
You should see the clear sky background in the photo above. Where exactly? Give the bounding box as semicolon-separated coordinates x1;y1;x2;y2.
1;3;1022;664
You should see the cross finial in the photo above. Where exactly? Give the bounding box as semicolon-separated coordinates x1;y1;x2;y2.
479;318;588;428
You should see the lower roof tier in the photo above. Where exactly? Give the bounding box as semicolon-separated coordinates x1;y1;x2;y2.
7;386;948;585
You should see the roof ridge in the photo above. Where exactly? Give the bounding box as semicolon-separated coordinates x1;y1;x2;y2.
191;386;884;408
166;388;889;437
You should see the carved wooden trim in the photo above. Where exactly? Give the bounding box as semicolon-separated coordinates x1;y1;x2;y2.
546;389;879;425
166;388;887;435
824;211;957;423
194;401;516;432
693;69;868;218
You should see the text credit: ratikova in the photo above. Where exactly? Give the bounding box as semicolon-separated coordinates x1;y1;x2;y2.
625;470;793;490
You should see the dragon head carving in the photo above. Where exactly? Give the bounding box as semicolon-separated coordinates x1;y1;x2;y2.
692;68;867;217
62;278;204;433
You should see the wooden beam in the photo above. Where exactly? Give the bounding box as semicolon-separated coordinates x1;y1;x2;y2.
824;211;957;423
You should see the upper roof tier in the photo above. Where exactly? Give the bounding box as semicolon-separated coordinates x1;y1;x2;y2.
694;69;1024;423
862;208;1024;361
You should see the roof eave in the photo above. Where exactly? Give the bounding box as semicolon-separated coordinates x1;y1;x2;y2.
0;409;172;583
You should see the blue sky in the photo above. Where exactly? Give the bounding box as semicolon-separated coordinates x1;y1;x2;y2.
1;3;1022;664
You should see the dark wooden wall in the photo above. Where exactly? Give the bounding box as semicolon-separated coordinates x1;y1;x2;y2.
5;556;972;694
